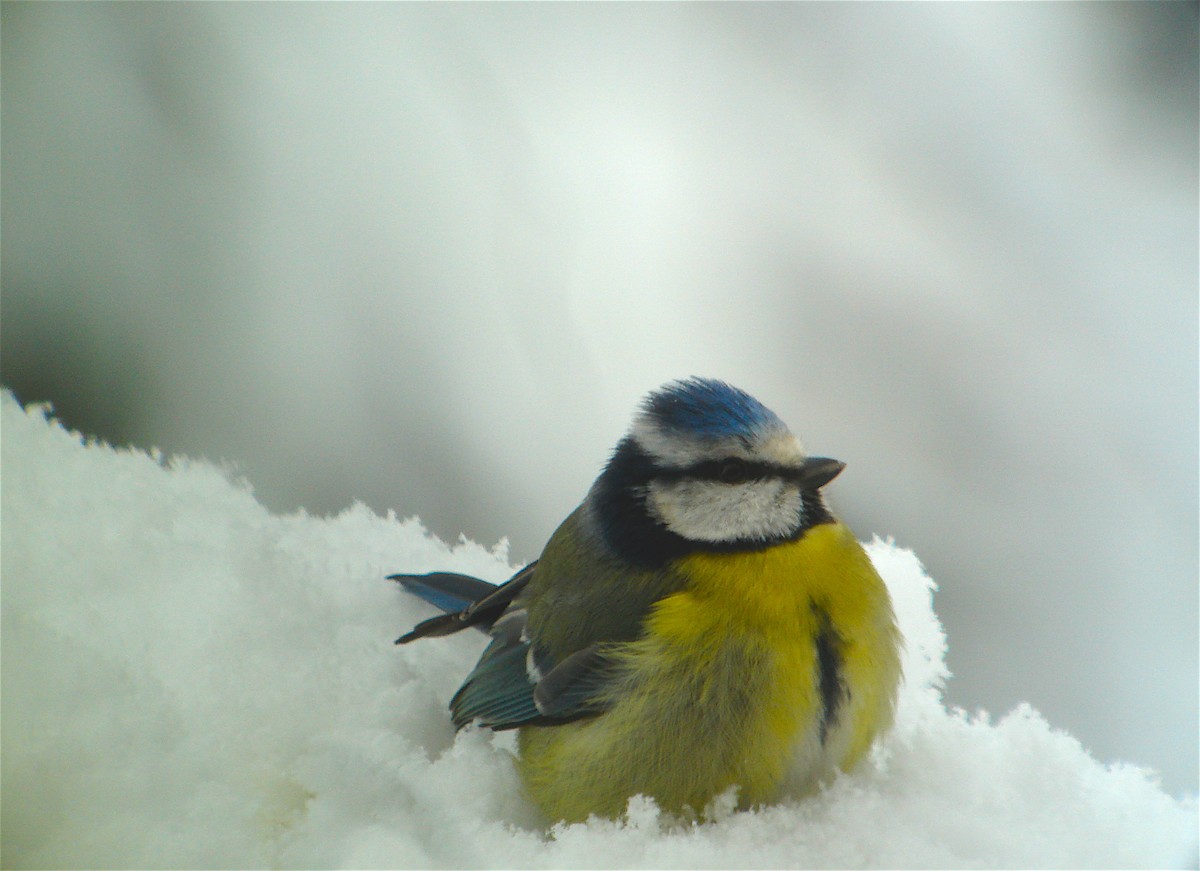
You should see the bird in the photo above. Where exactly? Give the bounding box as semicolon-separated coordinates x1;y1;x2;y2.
391;377;901;824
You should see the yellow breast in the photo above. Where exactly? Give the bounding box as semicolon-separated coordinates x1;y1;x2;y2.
517;522;901;823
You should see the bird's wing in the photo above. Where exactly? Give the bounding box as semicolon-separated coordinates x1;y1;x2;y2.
531;644;614;719
393;562;615;729
448;601;614;730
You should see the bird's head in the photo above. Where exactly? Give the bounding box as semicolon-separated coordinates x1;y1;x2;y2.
586;378;845;567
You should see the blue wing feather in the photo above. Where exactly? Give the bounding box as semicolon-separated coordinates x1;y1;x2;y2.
393;561;615;730
450;640;539;729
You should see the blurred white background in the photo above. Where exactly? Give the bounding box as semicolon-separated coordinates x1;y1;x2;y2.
2;3;1195;795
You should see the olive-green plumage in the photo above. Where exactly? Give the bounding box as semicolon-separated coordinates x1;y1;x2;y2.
522;508;686;657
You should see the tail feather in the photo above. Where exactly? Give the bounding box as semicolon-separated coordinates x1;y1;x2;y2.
390;572;498;615
391;563;536;645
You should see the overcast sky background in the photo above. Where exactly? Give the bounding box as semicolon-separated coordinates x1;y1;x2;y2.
2;3;1196;794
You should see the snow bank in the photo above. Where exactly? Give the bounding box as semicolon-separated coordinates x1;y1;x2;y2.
2;393;1194;869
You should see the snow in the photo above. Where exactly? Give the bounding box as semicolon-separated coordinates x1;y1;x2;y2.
2;392;1195;869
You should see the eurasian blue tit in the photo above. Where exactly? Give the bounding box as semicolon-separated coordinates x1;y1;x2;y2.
392;377;901;823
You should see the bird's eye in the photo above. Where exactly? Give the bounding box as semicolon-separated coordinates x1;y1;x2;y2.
718;460;749;484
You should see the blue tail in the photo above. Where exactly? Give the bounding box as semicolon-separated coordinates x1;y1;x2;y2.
390;571;498;615
391;563;536;645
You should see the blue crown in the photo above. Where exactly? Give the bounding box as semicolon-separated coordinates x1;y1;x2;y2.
642;378;784;438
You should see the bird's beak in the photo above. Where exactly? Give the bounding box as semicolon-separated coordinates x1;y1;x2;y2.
797;456;846;490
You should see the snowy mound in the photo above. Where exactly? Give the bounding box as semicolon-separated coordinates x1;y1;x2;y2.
2;393;1194;869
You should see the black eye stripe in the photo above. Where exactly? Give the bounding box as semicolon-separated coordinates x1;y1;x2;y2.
655;459;798;484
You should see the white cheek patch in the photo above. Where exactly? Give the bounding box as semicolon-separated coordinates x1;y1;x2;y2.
644;477;804;543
